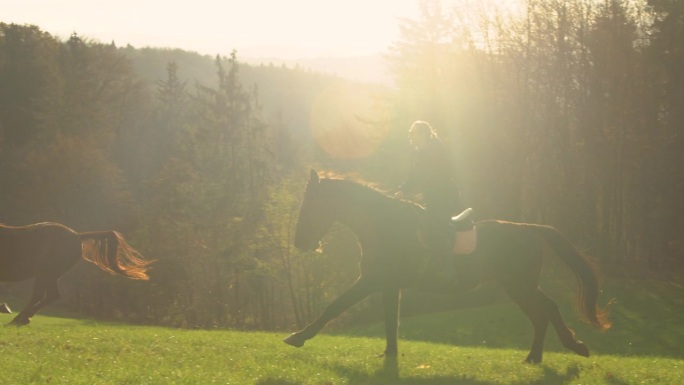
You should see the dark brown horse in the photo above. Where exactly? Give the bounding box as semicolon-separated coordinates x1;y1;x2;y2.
0;222;152;325
283;170;610;363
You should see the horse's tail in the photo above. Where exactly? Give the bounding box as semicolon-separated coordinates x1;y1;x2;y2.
79;231;152;280
527;224;611;331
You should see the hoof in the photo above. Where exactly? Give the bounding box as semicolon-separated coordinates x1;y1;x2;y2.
9;317;30;326
571;340;590;357
283;333;305;348
0;303;11;314
524;355;542;364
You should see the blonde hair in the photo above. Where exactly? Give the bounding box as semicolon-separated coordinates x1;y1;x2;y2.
410;120;437;138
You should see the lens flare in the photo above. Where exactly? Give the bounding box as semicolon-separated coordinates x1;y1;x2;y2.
309;82;390;159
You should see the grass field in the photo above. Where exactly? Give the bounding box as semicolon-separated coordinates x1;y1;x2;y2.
1;278;682;385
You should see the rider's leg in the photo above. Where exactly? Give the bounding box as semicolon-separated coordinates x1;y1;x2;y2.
417;209;455;288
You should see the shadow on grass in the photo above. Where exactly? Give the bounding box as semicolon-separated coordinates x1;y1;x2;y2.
255;357;586;385
340;278;684;361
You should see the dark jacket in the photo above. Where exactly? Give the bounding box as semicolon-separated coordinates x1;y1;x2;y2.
400;137;460;213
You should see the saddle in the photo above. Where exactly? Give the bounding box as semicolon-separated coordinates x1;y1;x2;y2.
450;208;477;255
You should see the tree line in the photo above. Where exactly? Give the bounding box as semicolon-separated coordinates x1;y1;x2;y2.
381;0;683;275
1;0;682;330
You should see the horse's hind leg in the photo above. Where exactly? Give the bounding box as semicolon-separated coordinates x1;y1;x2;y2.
10;278;47;325
506;287;550;363
546;297;590;358
507;286;590;362
517;287;590;358
284;277;375;348
10;276;59;326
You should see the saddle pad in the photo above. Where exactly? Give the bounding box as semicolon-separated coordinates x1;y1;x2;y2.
452;226;477;255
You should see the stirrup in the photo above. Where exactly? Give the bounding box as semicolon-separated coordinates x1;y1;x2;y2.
451;208;473;222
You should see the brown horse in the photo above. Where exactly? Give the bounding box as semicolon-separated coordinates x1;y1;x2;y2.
283;170;610;363
0;222;152;325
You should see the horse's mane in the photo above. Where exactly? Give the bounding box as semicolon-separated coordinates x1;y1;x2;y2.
319;171;388;191
0;222;52;230
319;174;422;211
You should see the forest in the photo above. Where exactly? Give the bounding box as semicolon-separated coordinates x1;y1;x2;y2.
0;0;682;331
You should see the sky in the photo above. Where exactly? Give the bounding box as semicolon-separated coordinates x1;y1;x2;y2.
3;0;421;59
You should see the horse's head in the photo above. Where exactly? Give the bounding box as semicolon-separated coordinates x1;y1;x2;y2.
294;169;336;251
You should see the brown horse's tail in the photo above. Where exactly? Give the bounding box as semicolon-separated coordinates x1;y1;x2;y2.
528;224;611;331
79;231;152;280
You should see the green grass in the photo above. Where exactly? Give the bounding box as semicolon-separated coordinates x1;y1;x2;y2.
345;278;684;360
1;278;682;384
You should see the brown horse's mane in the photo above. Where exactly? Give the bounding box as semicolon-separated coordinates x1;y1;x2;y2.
318;171;422;210
319;171;387;191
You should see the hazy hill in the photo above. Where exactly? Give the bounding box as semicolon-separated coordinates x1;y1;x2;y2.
243;54;393;86
121;45;392;143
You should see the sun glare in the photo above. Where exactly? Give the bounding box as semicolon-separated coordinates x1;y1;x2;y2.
309;83;391;159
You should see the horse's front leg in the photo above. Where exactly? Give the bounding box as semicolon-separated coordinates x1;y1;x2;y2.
382;289;401;357
284;277;375;348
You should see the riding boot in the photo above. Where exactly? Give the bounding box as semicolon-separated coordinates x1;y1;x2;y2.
432;237;457;287
418;236;458;291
